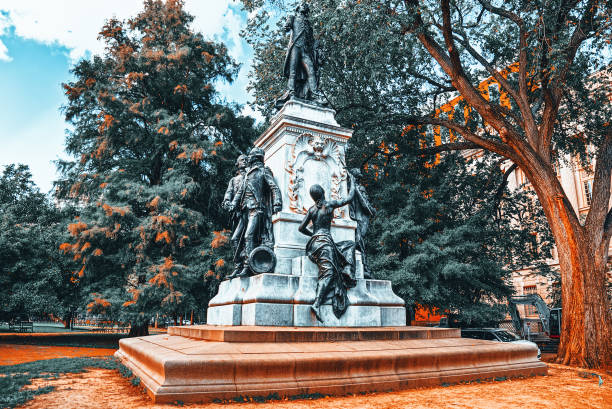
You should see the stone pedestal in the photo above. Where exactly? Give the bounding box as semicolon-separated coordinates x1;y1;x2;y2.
207;99;406;327
208;254;406;327
115;326;547;404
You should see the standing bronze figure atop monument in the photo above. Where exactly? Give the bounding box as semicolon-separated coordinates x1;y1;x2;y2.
275;1;326;109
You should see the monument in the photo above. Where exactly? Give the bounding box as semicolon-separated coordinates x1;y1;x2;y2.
116;2;546;402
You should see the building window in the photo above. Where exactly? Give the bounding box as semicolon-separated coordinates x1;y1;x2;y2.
523;285;538;315
583;179;593;207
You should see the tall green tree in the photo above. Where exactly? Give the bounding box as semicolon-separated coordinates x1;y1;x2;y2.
56;0;256;336
0;164;81;325
367;150;553;327
242;0;611;367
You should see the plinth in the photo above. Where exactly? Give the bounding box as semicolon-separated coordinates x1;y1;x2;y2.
206;99;406;327
115;325;547;404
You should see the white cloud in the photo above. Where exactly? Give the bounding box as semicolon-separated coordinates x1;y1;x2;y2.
0;39;10;61
0;0;247;62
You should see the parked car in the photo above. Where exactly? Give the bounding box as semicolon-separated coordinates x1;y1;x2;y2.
461;328;541;359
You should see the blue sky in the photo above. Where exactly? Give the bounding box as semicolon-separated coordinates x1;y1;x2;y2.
0;1;255;194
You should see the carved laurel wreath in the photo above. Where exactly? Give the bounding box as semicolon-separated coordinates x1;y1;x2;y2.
285;133;347;218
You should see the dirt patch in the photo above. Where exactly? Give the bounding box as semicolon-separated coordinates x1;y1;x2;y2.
18;364;612;409
0;344;116;366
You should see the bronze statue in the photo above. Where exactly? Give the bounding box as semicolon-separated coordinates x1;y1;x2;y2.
348;168;376;279
222;154;247;279
229;147;282;277
298;173;356;322
276;1;325;108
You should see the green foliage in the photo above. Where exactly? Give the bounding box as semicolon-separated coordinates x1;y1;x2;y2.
0;356;117;408
366;152;551;327
56;0;256;330
0;164;81;323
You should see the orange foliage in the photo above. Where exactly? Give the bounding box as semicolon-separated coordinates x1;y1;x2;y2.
93;248;103;256
180;188;188;197
125;72;145;88
70;182;82;197
162;290;183;304
202;51;213;63
163;256;174;270
149;272;169;287
77;265;85;277
85;78;96;88
87;295;111;312
173;84;187;94
148;196;160;209
153;215;173;225
214;140;223;147
177;152;187;159
215;259;225;269
98;114;116;133
155;231;172;243
99;182;108;188
211;230;229;249
169;140;178;151
68;221;88;237
95;139;109;158
59;242;74;254
63;84;85;99
190;148;204;164
81;242;92;252
102;204;129;216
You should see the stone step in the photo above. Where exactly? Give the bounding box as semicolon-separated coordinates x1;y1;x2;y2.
168;325;459;342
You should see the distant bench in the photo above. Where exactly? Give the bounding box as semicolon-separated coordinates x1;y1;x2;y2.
8;321;34;332
89;324;130;334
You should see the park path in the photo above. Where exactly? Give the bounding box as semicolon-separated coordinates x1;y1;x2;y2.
19;364;612;409
0;344;116;366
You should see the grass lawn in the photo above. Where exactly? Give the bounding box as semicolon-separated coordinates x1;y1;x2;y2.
0;356;119;409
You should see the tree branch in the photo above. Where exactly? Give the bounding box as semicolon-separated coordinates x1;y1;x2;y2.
406;116;518;160
539;0;599;157
407;69;456;93
450;33;536;139
418;141;480;155
474;1;534;131
475;0;523;26
495;163;518;202
586;129;612;233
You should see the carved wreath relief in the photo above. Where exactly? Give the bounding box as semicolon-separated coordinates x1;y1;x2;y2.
285;133;347;218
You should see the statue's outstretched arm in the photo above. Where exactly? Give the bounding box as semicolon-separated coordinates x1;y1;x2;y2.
329;171;355;209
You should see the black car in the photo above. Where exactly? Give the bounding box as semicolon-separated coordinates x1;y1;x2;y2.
461;328;541;359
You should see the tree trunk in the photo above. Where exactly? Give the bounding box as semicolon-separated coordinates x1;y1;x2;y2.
532;178;612;368
63;311;72;329
128;322;149;337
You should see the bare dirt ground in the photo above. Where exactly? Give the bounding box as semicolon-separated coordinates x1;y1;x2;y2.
18;364;612;409
0;344;117;366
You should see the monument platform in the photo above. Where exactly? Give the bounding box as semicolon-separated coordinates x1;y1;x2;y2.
115;325;547;404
